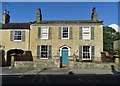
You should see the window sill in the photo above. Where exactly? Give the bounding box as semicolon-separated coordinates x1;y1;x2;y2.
40;58;49;60
61;38;70;39
13;40;22;42
82;59;92;60
41;38;49;40
82;39;91;40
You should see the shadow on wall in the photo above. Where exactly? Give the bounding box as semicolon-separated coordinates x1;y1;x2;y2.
7;49;24;66
15;51;33;61
0;50;5;67
111;65;120;75
7;49;33;66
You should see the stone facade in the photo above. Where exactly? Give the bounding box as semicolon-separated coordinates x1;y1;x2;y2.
0;29;30;61
1;7;104;68
114;39;120;51
30;23;103;62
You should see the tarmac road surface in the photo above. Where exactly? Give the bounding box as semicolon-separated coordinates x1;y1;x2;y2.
1;74;120;85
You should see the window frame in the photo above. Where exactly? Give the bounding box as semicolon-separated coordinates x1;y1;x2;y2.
40;45;49;59
61;27;70;39
13;30;22;42
82;46;91;60
41;27;49;39
82;27;91;40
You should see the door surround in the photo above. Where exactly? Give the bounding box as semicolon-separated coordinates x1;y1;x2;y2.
59;45;70;57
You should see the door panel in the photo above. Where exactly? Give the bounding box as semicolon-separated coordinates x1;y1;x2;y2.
62;49;68;64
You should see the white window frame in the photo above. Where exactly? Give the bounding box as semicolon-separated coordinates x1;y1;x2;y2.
13;30;22;42
82;27;91;40
82;46;91;60
61;27;70;39
40;45;49;59
41;27;49;39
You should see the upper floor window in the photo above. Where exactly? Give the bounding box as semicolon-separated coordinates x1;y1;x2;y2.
10;30;25;42
61;27;69;39
14;31;22;41
41;27;49;39
82;27;91;40
37;45;52;59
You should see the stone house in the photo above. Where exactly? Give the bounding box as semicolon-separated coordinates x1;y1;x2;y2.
0;7;103;68
113;38;120;56
114;38;120;51
0;10;30;65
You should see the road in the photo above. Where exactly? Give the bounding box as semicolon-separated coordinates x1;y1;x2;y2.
2;74;120;85
1;67;120;85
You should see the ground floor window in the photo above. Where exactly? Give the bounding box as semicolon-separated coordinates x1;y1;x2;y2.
41;45;48;59
37;45;52;59
82;46;91;60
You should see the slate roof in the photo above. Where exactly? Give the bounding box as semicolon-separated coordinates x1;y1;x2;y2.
34;20;103;24
1;23;30;29
114;38;120;41
1;20;103;29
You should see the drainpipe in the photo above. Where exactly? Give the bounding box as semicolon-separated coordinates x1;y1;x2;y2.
28;28;31;51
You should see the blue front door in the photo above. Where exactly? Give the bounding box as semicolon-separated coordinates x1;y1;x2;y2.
61;49;68;64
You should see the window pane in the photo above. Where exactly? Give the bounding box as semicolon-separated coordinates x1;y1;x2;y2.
41;52;47;58
83;27;90;32
41;34;48;39
63;33;68;38
63;27;68;32
42;29;48;33
15;31;21;35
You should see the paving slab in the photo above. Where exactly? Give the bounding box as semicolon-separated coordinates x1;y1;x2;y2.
23;69;43;75
1;67;120;75
38;68;69;75
68;69;114;74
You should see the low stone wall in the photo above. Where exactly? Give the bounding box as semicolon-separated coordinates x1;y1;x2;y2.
14;60;57;69
34;60;57;68
14;61;34;69
74;62;115;69
14;60;115;70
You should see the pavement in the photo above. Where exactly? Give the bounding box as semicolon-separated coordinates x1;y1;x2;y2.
0;66;120;75
1;67;120;85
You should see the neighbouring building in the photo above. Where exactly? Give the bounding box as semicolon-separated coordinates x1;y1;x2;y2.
113;38;120;56
114;38;120;50
0;10;30;65
0;7;103;68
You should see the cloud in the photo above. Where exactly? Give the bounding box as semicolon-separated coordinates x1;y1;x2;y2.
108;24;120;32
